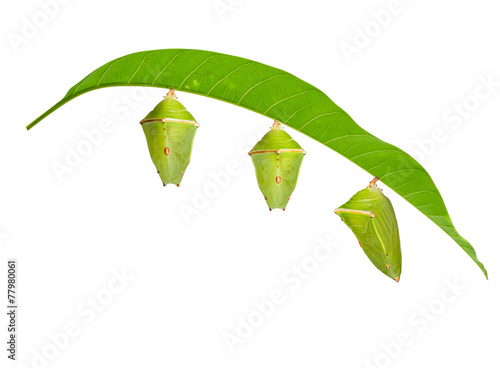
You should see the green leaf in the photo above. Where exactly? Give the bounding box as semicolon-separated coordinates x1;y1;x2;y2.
27;49;487;278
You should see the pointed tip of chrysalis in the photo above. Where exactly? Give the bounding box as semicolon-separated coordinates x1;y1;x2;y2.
393;277;400;283
162;183;166;187
176;183;180;187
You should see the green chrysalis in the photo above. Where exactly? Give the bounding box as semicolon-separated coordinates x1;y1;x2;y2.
334;178;402;282
140;90;199;187
249;121;306;211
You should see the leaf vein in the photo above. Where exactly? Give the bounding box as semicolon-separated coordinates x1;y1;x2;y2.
127;52;153;84
180;55;217;88
299;111;343;130
264;90;316;114
207;62;254;95
152;50;190;85
237;74;289;104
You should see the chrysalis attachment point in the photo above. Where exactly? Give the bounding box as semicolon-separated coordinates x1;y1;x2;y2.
335;177;402;282
369;177;380;188
249;121;305;210
140;90;199;187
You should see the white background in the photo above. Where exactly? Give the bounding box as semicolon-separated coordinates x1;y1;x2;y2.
1;0;499;367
